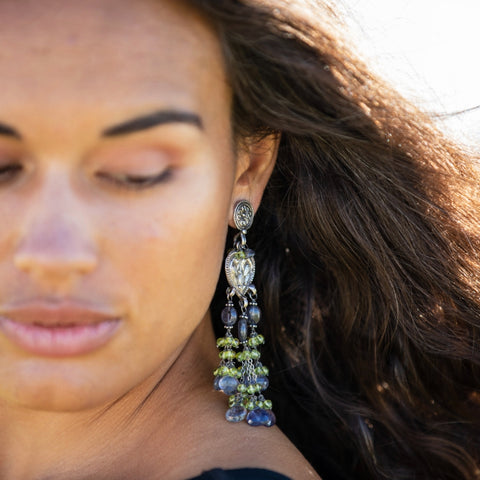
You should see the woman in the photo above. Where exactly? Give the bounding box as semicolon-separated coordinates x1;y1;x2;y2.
0;0;478;479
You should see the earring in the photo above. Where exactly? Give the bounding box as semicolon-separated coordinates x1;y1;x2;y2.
213;200;275;427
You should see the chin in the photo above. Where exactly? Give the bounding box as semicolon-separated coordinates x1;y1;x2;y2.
0;362;122;413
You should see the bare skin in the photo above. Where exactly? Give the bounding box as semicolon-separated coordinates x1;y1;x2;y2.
0;0;320;478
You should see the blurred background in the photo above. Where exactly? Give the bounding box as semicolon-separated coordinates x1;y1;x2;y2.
339;0;480;147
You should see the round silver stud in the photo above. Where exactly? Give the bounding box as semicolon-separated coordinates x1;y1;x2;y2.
233;200;254;231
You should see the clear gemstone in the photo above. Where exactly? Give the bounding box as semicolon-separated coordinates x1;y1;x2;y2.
218;376;239;395
238;317;248;342
221;305;237;326
225;405;247;422
247;305;261;325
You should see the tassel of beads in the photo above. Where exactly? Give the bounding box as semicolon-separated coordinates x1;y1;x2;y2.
213;209;275;426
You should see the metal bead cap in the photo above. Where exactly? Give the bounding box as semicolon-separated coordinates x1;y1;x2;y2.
233;200;254;231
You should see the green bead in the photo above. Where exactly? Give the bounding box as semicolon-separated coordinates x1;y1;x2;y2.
229;395;236;407
256;400;264;408
257;334;265;344
246;400;256;410
250;349;260;360
263;400;273;409
237;384;247;393
216;338;226;347
246;385;256;395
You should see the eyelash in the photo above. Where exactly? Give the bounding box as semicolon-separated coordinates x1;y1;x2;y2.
96;169;172;190
0;163;172;191
0;163;23;182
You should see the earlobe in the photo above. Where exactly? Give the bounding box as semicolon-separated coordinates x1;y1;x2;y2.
230;133;280;226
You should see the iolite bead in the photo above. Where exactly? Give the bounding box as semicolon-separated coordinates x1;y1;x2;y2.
247;304;261;325
256;375;269;391
221;305;238;326
218;376;239;395
246;408;271;426
265;409;276;427
213;376;221;390
225;405;247;423
238;317;248;341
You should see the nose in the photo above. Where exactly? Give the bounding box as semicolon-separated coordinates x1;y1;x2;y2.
14;171;98;291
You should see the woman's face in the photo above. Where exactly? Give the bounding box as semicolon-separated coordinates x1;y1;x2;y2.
0;0;243;411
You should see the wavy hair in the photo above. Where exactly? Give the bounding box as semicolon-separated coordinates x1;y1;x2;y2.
190;1;480;478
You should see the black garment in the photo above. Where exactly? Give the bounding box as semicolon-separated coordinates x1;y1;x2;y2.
188;468;292;480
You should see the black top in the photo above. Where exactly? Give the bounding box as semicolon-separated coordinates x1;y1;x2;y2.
188;468;292;480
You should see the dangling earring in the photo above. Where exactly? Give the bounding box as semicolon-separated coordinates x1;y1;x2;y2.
213;199;275;427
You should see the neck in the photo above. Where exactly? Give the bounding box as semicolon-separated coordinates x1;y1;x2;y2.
0;313;220;480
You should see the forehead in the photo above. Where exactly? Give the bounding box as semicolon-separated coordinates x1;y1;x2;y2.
0;0;227;117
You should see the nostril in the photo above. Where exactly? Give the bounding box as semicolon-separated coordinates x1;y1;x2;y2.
14;251;98;274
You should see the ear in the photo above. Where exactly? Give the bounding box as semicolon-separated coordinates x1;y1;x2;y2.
230;133;280;226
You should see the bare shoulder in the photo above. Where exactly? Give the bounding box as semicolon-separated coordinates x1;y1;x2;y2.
189;419;322;480
228;423;322;480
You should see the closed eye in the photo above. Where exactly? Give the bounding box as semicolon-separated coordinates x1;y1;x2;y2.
0;163;23;182
96;169;172;190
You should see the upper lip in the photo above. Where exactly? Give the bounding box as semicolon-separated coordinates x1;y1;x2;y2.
0;300;119;327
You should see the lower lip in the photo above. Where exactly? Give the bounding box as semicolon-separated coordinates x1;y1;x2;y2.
0;317;121;357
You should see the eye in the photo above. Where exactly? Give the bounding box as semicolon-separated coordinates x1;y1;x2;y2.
0;163;23;183
96;169;172;190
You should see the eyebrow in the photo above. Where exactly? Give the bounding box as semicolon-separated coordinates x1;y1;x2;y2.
0;122;21;139
102;110;204;137
0;109;203;141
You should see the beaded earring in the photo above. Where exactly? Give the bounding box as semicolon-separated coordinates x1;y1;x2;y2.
213;200;275;427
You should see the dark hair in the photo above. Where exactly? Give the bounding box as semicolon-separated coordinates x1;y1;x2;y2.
191;1;480;478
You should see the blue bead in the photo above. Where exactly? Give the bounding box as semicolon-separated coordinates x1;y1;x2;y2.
256;375;269;391
247;305;261;325
246;408;272;426
213;376;221;391
226;405;247;422
221;306;238;326
265;409;276;427
218;376;239;395
238;317;248;341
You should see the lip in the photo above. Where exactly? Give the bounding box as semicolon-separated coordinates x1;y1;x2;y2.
0;302;121;357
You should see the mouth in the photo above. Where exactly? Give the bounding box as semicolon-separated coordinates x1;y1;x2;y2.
0;301;122;357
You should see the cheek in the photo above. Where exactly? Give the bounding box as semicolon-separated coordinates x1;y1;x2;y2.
99;165;232;346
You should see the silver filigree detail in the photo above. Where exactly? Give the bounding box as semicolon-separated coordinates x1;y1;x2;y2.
234;200;254;231
225;248;256;295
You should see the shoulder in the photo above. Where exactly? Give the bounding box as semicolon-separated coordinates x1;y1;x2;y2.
181;416;322;480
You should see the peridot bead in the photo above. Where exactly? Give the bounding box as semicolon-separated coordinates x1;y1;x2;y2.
251;349;261;360
263;400;273;409
237;384;247;393
246;385;256;395
246;400;256;411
